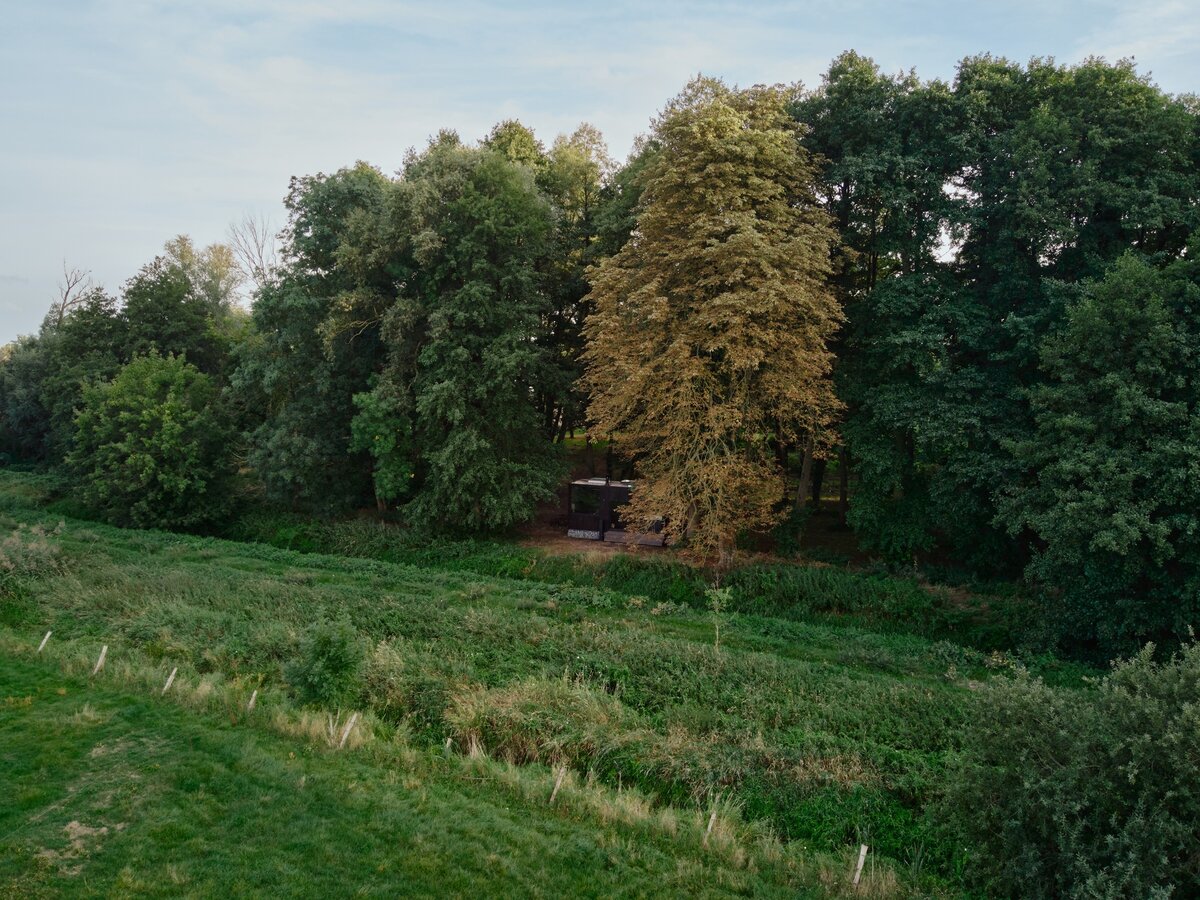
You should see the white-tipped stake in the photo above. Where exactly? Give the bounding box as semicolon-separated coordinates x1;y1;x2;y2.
549;765;567;804
851;844;869;888
702;808;718;848
37;631;52;653
162;667;178;695
247;689;258;712
92;645;107;676
338;712;359;749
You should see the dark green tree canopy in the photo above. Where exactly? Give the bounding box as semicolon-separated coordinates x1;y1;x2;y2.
797;53;1200;576
1000;254;1200;655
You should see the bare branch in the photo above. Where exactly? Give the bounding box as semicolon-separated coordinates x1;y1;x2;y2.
53;261;94;327
228;214;279;292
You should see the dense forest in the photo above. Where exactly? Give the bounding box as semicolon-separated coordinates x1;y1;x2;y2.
2;52;1198;661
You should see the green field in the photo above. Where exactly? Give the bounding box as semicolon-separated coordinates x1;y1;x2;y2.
0;471;1090;896
3;655;841;898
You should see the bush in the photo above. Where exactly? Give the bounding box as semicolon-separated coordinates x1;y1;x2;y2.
941;641;1200;897
68;353;234;530
285;616;368;708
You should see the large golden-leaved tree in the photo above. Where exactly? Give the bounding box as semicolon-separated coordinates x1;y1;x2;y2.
582;78;842;565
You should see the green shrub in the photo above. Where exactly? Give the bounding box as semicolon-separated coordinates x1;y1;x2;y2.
68;353;234;530
941;641;1200;897
362;641;457;742
285;616;368;708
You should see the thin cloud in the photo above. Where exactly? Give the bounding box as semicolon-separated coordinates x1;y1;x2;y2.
1;2;1196;342
1076;2;1199;82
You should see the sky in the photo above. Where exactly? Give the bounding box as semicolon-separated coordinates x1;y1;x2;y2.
2;0;1197;342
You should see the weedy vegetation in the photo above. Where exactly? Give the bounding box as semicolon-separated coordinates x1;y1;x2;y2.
6;469;1171;898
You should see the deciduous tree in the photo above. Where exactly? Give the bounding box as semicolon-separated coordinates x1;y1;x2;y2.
583;78;841;564
382;135;563;530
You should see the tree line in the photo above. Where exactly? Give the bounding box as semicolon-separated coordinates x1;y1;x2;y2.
2;52;1197;658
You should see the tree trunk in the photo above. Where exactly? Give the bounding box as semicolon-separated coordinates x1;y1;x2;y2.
794;436;815;512
838;445;849;526
810;457;827;509
773;422;789;505
717;538;735;571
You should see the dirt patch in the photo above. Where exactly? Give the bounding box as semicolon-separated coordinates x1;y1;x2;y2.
89;739;133;758
515;527;635;558
36;820;126;876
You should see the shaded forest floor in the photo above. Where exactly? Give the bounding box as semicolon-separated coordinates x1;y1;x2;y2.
521;436;870;566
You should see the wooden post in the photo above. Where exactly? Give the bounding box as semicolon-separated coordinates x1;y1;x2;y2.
851;844;868;888
162;667;177;694
91;645;107;676
702;808;718;848
549;765;567;804
37;631;52;653
247;689;258;712
338;712;359;749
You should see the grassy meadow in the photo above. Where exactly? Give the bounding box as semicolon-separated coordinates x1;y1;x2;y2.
0;470;1092;896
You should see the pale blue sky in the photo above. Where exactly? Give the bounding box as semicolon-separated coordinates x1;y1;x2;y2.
2;0;1196;341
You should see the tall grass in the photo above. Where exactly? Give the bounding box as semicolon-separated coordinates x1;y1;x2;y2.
227;509;1036;651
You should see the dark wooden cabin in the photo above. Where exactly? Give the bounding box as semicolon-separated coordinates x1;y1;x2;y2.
566;478;665;545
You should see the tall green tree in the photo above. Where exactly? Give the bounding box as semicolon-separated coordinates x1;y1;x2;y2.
234;275;381;512
121;255;228;375
0;285;126;464
590;136;660;260
1000;254;1200;655
233;163;390;511
584;79;841;564
794;52;962;536
483;120;547;172
0;335;55;461
804;55;1200;573
373;135;563;530
929;56;1200;571
534;124;614;439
